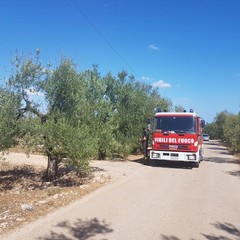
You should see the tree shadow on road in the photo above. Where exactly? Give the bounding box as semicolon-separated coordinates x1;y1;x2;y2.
161;222;240;240
207;146;229;152
37;218;113;240
204;157;240;165
202;222;240;240
161;235;181;240
226;170;240;178
161;235;197;240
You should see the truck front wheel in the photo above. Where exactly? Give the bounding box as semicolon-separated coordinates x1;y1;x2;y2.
194;161;200;168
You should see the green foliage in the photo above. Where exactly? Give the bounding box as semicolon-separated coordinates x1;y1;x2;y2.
1;51;173;179
214;110;230;141
203;122;218;139
204;111;240;153
0;88;20;152
42;116;93;173
7;51;47;115
175;105;185;112
223;114;240;153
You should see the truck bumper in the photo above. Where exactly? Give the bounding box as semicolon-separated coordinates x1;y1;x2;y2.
150;150;200;163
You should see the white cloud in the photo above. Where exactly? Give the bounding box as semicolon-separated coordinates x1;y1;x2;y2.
152;80;171;88
148;44;159;51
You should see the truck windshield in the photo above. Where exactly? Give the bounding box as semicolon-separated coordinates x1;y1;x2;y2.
154;116;197;133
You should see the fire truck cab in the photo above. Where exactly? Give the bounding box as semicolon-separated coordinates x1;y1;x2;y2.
149;110;205;167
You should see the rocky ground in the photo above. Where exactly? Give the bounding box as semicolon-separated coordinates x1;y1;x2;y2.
0;149;144;235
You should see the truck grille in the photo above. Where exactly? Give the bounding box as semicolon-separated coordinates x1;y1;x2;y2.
159;144;190;151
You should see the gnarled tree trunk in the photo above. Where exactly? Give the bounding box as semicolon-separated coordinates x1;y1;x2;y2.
43;154;61;182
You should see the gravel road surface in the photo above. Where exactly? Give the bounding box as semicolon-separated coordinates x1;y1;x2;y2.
2;140;240;240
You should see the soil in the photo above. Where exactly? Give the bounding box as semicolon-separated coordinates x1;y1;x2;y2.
0;147;144;235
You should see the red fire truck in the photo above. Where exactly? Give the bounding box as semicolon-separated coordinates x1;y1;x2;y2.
148;109;205;167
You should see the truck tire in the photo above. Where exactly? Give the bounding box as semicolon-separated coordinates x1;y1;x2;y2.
194;162;200;168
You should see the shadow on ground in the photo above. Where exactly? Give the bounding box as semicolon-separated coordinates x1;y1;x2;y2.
161;235;182;240
37;218;113;240
150;160;194;169
226;170;240;178
160;222;240;240
202;222;240;240
132;157;194;169
204;157;240;165
0;164;105;191
207;146;229;151
0;165;42;191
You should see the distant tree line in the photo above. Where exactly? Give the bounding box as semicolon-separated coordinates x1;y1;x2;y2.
0;52;172;181
204;110;240;153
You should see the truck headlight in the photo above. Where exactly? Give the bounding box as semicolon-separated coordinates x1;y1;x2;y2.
152;153;160;158
187;154;196;160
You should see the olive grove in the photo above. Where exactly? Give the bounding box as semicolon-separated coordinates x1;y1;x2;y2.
0;52;172;181
204;110;240;153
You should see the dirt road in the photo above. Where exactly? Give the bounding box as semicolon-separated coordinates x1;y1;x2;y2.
2;140;240;240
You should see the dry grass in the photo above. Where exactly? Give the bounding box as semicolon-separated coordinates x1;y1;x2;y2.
0;160;109;235
0;145;143;235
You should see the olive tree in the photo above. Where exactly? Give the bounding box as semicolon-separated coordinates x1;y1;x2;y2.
80;68;118;160
1;51;47;157
214;110;230;141
1;51;174;180
104;71;172;156
0;88;20;154
36;58;97;180
175;105;185;112
2;53;94;181
223;114;240;153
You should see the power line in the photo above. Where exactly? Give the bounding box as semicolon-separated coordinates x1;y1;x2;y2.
69;0;140;78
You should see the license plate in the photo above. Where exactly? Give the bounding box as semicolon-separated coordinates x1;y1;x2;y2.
169;145;178;150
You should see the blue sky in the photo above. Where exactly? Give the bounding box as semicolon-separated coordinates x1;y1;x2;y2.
1;0;240;123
